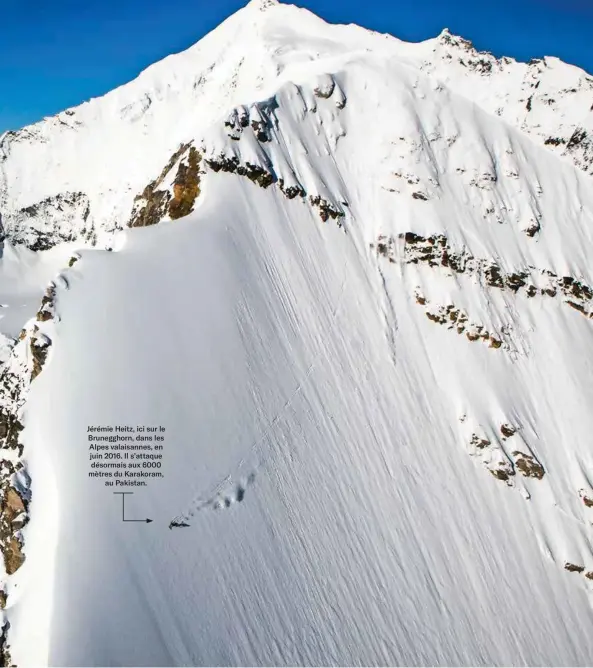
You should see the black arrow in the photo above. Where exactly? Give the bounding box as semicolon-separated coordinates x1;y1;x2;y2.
114;492;153;523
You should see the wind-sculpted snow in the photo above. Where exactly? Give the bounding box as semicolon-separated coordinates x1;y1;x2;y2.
204;81;348;222
2;1;593;666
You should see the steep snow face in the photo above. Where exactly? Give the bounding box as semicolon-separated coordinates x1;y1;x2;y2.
203;53;593;275
419;30;593;174
15;179;593;667
1;0;593;250
7;24;593;666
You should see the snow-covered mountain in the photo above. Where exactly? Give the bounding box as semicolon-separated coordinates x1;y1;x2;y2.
2;0;592;251
2;0;593;664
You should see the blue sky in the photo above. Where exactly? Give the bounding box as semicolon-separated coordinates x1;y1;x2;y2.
1;0;592;134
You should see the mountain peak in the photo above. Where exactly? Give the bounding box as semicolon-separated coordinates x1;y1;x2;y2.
437;26;474;51
246;0;280;10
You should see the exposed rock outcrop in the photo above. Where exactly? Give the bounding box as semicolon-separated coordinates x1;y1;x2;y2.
206;154;274;189
408;293;505;351
2;191;96;250
374;232;593;319
0;621;10;667
579;490;593;508
512;451;545;479
565;562;585;573
36;284;56;322
169;147;202;220
463;420;545;487
0;276;61;662
129;144;203;227
30;330;51;381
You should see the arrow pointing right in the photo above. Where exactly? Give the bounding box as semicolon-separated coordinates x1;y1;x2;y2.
114;492;153;524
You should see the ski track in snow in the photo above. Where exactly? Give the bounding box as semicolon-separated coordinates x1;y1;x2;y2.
171;271;349;524
376;262;399;369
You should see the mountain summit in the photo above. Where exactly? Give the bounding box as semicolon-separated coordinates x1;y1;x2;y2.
1;0;591;248
1;3;593;666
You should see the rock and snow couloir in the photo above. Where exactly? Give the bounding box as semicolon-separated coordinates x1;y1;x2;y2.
1;0;593;664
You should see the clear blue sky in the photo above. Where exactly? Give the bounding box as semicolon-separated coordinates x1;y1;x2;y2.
2;0;592;134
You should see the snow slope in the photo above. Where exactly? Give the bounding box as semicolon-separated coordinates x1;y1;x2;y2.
17;172;593;667
2;0;593;665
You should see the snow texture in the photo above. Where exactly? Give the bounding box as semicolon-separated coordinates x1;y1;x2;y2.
2;0;593;665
